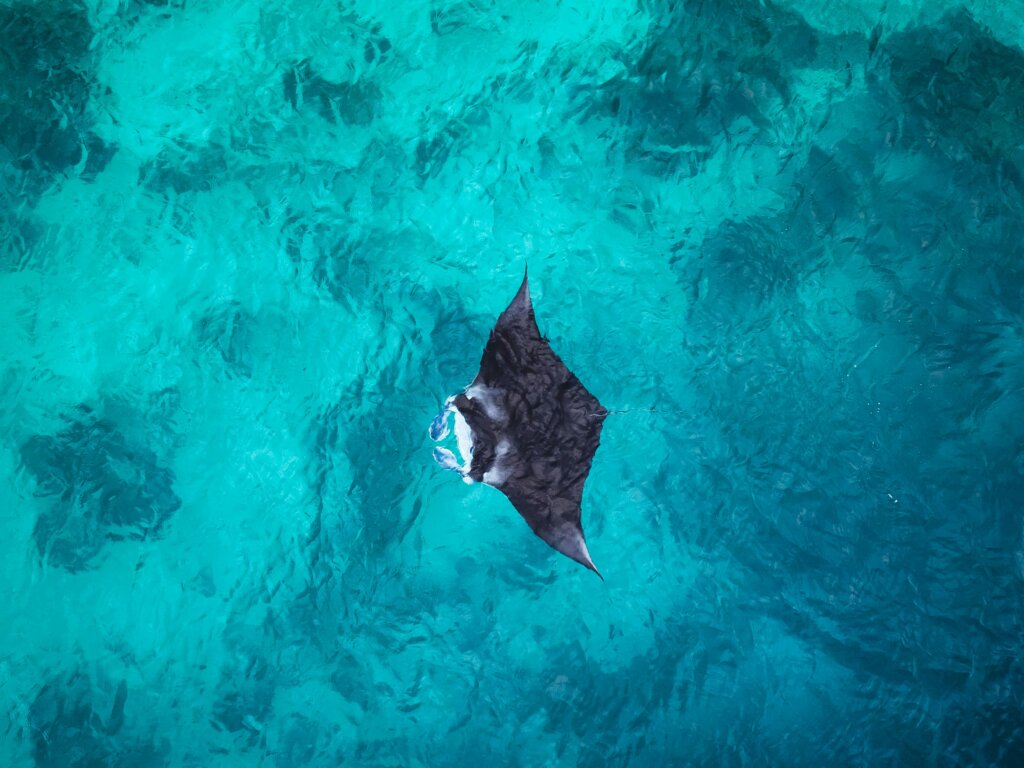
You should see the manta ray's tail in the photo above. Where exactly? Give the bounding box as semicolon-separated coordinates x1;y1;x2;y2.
603;407;685;415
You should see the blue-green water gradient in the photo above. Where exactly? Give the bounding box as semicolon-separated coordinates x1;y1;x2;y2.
3;0;1024;765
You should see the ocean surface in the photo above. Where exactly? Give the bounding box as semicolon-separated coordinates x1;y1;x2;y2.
3;0;1024;765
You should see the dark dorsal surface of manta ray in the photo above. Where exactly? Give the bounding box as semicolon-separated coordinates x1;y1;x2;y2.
429;269;608;578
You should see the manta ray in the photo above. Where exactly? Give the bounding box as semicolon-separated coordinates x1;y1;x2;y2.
429;269;608;578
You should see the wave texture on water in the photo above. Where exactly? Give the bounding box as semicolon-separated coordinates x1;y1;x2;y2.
2;0;1024;765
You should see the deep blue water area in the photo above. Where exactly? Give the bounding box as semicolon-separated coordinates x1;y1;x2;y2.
2;0;1024;765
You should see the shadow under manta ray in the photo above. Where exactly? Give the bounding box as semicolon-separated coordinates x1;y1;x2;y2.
430;268;608;578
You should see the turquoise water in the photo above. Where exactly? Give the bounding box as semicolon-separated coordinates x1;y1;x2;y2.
3;0;1024;764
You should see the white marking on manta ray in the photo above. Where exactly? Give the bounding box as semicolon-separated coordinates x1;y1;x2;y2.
452;407;475;483
482;439;511;487
465;384;506;422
